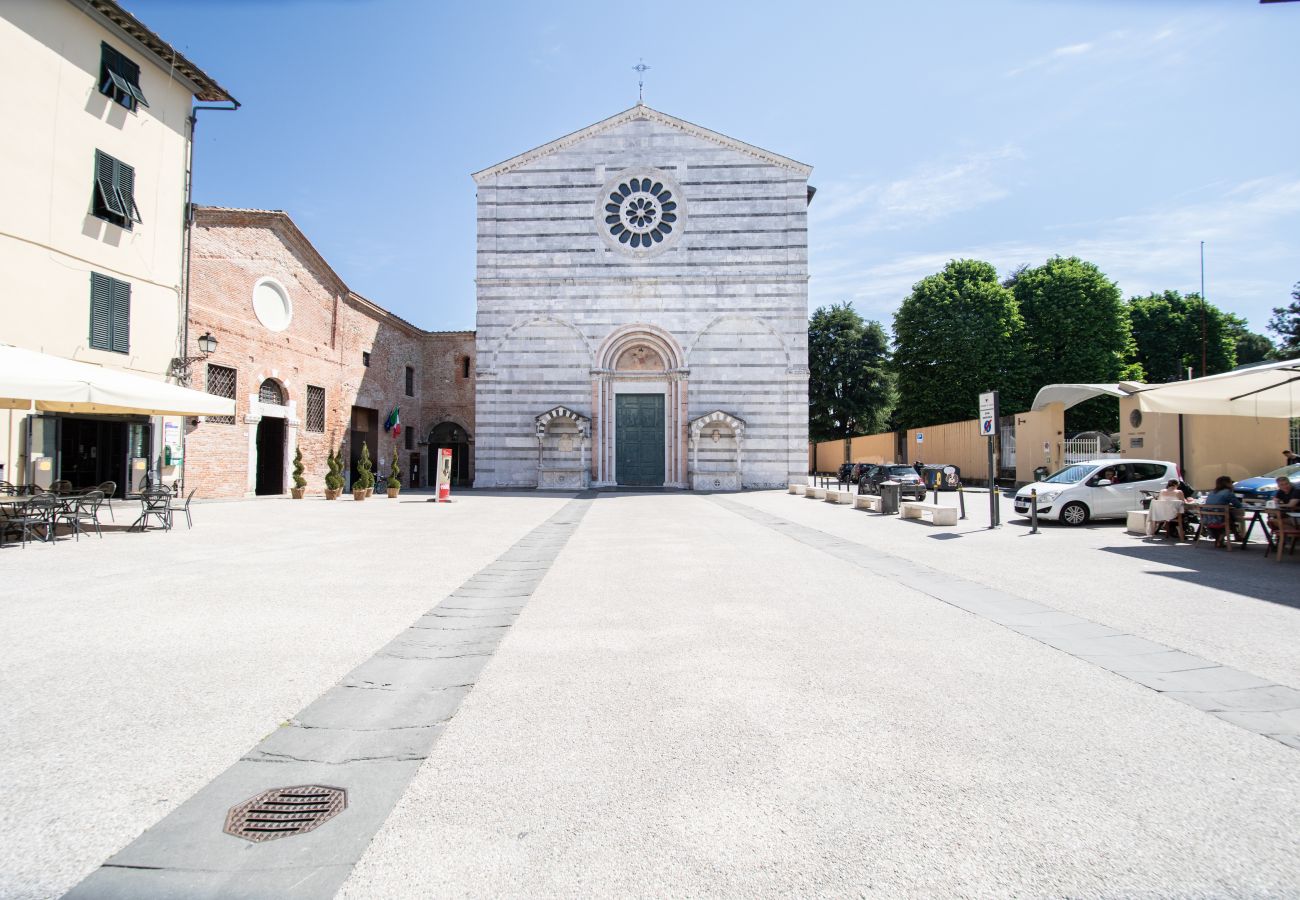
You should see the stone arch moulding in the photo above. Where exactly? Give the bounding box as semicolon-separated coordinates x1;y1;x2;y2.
425;416;473;441
685;314;791;370
592;324;689;489
485;315;595;374
689;410;746;492
596;322;686;372
535;406;590;490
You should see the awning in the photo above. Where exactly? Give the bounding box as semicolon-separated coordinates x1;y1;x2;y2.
0;344;235;417
1128;359;1300;418
1030;383;1134;411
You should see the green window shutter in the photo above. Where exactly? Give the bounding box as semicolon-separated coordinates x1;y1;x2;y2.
110;278;131;353
89;273;112;350
115;160;141;225
93;150;125;218
99;43;148;109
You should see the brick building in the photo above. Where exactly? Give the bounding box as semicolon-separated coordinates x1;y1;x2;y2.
183;207;474;498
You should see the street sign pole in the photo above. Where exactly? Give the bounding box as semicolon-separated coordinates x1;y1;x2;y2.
980;390;1000;529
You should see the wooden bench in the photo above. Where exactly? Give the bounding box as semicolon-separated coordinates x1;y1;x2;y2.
789;483;806;495
899;502;958;526
825;490;855;504
854;494;883;512
806;487;827;500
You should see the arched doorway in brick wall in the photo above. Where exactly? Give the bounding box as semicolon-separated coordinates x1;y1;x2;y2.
428;421;472;487
253;378;289;496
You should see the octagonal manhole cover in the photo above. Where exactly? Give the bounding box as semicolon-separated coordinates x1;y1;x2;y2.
224;785;347;843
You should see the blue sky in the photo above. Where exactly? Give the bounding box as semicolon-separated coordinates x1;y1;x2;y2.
135;0;1298;335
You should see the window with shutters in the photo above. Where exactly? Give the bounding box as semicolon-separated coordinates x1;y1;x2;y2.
92;150;141;230
99;43;149;111
89;273;130;353
405;366;415;396
206;364;236;425
306;385;325;432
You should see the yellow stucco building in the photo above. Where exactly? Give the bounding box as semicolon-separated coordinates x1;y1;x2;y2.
0;0;235;491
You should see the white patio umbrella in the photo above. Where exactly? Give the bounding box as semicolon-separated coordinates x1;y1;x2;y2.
1125;359;1300;418
0;344;235;417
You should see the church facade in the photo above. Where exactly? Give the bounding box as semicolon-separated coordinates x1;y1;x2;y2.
472;105;811;490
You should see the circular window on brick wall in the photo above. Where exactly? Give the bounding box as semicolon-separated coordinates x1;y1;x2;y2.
594;168;685;258
252;277;292;332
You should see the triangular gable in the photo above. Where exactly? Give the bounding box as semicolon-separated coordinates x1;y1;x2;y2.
472;104;812;182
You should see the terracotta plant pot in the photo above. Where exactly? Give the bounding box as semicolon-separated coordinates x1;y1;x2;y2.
324;488;340;500
291;488;306;500
387;487;400;499
365;487;374;497
353;489;366;501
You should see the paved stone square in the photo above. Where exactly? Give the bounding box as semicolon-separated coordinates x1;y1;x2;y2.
2;490;1299;898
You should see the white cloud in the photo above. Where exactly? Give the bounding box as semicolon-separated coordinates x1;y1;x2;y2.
810;175;1300;333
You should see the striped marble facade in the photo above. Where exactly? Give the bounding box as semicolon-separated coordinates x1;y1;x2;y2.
472;104;811;490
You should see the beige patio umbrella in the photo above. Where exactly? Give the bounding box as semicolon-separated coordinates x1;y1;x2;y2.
1124;359;1300;418
0;344;235;416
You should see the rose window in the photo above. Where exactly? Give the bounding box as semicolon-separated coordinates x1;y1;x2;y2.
604;177;678;249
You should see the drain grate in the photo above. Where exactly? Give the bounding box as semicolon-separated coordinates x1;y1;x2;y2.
223;785;347;843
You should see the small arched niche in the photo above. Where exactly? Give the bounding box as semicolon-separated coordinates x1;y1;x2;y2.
534;406;589;490
689;410;746;492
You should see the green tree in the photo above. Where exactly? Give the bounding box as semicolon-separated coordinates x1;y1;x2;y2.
808;302;894;441
892;259;1029;429
1126;291;1236;383
1225;313;1276;365
1012;256;1134;431
1267;281;1300;360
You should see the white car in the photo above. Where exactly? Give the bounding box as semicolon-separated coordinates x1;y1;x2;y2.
1014;459;1179;526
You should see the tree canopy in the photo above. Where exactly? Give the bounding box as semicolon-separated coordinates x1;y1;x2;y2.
1267;281;1300;360
808;302;894;441
1126;290;1236;383
892;259;1028;429
1011;256;1135;430
1225;313;1276;366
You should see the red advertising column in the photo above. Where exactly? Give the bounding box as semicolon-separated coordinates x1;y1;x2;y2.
436;447;453;502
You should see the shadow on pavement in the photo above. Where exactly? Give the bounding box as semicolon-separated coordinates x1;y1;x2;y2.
1101;543;1300;610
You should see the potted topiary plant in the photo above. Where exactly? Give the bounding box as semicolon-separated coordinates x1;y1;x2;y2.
324;449;343;500
291;445;307;499
386;446;402;498
354;442;372;500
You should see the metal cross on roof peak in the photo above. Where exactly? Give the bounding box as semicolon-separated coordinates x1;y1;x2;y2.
633;59;650;104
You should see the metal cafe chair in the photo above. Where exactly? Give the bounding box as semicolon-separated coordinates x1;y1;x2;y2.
14;494;59;546
57;490;105;541
132;488;172;532
168;487;197;530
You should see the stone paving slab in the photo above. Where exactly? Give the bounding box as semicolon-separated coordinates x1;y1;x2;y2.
712;496;1300;752
66;494;595;899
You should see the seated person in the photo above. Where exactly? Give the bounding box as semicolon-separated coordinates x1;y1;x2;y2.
1156;480;1185;500
1201;475;1242;548
1097;467;1118;484
1275;476;1300;511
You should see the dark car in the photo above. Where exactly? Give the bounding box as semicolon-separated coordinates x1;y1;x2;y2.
1234;463;1300;503
858;464;928;500
837;462;867;484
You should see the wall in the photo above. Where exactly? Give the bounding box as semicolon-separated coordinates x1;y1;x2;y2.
0;1;198;484
906;419;988;481
183;209;475;497
815;439;845;473
1013;403;1065;483
473;107;809;489
1118;395;1289;490
849;433;896;465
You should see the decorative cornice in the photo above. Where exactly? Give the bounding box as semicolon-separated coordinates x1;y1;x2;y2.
472;104;812;182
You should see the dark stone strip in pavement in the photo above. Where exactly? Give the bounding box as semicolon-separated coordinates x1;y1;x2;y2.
65;492;596;900
711;497;1300;752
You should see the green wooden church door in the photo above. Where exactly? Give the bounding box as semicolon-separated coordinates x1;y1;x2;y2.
615;394;665;486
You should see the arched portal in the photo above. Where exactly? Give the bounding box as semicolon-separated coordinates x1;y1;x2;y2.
593;325;688;488
428;421;472;487
254;378;288;495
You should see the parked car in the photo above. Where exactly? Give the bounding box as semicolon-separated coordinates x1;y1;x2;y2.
858;464;928;500
1013;459;1178;526
837;462;867;484
1233;463;1300;503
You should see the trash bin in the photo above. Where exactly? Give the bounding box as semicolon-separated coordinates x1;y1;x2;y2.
920;465;961;491
879;480;901;515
